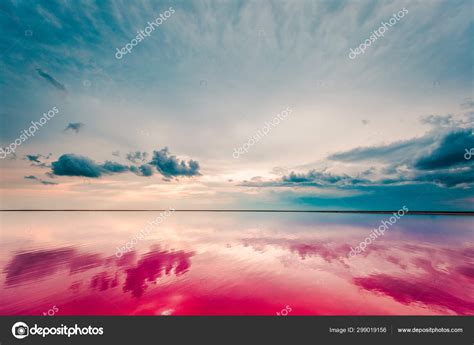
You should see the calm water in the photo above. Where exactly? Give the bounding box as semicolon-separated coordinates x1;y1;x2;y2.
0;212;472;315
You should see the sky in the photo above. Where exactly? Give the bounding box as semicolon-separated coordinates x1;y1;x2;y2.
0;0;473;210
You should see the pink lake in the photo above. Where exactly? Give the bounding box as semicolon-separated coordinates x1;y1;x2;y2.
0;212;472;315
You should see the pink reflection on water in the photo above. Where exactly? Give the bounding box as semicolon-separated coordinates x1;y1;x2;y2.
354;274;474;315
4;248;101;286
123;248;194;298
0;214;472;315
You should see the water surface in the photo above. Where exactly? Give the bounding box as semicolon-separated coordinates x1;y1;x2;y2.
0;212;472;315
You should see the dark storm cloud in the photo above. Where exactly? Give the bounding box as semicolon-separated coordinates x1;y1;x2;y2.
149;147;200;178
414;129;473;170
36;68;67;92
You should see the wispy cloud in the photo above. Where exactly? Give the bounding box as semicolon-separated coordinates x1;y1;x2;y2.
25;154;41;163
35;68;67;92
24;175;58;186
24;154;51;167
126;151;148;164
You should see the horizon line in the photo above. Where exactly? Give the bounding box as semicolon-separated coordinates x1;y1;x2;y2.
0;209;473;216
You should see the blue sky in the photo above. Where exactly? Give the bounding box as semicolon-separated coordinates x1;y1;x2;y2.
0;0;473;210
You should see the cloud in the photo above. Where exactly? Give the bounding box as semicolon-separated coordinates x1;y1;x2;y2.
413;166;474;188
64;122;84;133
24;153;50;167
25;155;41;163
275;166;473;189
414;129;473;170
149;147;200;178
126;151;148;164
24;175;58;185
329;112;473;166
282;170;369;186
306;128;474;188
460;98;474;109
51;154;130;178
421;115;457;127
101;161;130;173
242;126;474;192
35;68;67;92
52;154;103;177
50;149;200;179
40;180;58;185
328;136;434;163
139;164;153;177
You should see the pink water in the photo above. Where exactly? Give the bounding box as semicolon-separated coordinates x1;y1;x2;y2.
0;212;472;315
